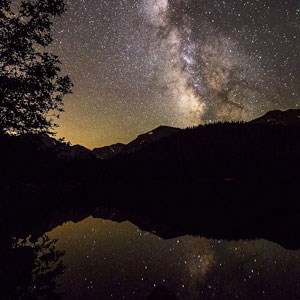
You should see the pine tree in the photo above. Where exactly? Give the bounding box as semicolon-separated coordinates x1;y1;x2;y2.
0;0;72;135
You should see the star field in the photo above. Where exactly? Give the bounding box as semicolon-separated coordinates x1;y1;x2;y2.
50;0;300;148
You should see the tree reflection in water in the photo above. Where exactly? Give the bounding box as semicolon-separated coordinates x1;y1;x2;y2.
3;235;65;300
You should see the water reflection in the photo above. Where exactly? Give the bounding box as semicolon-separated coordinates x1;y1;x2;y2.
2;235;65;300
43;217;300;300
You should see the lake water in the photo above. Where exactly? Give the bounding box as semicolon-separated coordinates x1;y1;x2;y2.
11;216;300;300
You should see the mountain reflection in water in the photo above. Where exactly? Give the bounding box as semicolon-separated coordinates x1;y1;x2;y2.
33;216;300;300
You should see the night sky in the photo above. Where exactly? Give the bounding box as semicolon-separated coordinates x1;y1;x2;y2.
50;0;300;148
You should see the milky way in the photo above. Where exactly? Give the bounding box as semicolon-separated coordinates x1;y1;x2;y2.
50;0;300;148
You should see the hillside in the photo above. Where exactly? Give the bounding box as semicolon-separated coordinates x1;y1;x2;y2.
251;109;300;125
1;109;300;249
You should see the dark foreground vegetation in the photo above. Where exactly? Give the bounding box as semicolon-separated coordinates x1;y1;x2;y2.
1;112;300;250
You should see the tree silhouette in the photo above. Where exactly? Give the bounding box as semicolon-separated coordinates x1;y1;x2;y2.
2;235;66;300
0;0;72;135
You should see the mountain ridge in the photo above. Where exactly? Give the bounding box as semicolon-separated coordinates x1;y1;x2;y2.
251;108;300;125
2;108;300;249
91;108;300;159
6;108;300;160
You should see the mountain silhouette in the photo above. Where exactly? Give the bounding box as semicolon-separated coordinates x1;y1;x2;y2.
12;133;93;160
7;126;181;161
2;108;300;249
91;126;181;158
93;143;125;159
9;109;300;162
251;109;300;125
124;126;181;153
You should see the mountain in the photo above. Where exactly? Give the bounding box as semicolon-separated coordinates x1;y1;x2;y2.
18;133;60;151
91;126;181;159
92;143;125;159
3;111;300;249
16;134;94;160
68;144;95;160
124;126;181;153
4;125;180;162
251;109;300;125
9;109;300;162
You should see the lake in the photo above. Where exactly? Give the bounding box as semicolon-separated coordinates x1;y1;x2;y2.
9;216;300;300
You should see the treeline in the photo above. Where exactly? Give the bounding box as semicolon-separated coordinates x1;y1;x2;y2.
108;122;300;183
1;121;300;184
1;122;300;248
